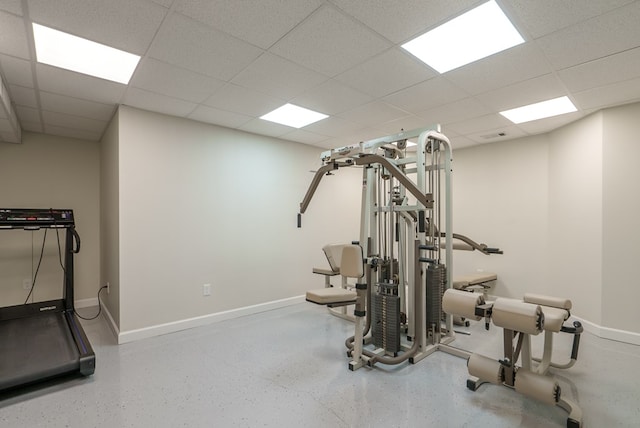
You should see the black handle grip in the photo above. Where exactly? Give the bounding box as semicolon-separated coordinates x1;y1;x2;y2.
72;228;81;253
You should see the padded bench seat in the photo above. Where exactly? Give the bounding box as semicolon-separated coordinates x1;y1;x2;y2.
306;287;357;305
312;267;339;276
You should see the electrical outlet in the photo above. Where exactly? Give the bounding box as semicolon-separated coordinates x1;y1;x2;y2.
22;278;32;290
106;282;110;294
203;283;211;296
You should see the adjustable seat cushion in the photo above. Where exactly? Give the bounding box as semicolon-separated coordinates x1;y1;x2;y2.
306;288;357;305
306;245;363;305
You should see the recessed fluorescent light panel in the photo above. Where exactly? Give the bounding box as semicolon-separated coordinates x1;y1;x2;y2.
32;23;140;84
260;103;328;128
500;96;577;124
402;0;524;73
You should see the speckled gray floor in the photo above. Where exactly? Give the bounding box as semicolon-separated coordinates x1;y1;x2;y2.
0;303;638;427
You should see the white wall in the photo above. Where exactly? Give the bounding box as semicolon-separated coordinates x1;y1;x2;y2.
548;112;603;323
111;106;361;334
453;103;640;338
602;102;640;331
451;134;550;299
100;112;120;325
0;132;100;304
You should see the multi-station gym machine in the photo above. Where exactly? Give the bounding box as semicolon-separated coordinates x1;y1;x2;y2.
299;125;474;369
298;126;584;427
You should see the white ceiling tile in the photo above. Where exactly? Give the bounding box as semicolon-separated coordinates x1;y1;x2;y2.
536;1;640;69
15;105;40;124
174;0;322;49
203;83;285;117
375;115;436;135
239;118;293;138
269;5;391;77
8;85;37;108
281;129;330;145
465;125;528;144
338;101;410;127
573;78;640;111
418;97;491;125
515;111;585;134
0;1;22;15
0;0;636;148
1;133;18;143
449;134;478;150
130;58;226;103
290;79;373;115
383;77;468;113
445;114;512;135
335;49;435;98
0;118;12;132
44;124;101;141
21;121;43;133
444;43;552;95
315;136;352;149
0;117;9;132
475;74;566;111
40;92;115;121
36;64;127;104
0;11;29;59
558;47;640;93
505;0;634;38
331;0;482;44
347;127;392;143
0;54;34;87
148;12;263;80
303;116;363;137
28;0;167;55
188;105;252;129
42;110;107;133
123;87;197;117
150;0;173;7
230;53;327;100
316;126;383;146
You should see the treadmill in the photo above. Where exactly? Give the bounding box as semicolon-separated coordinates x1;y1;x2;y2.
0;208;95;392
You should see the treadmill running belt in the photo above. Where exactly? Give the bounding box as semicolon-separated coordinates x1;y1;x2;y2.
0;312;80;391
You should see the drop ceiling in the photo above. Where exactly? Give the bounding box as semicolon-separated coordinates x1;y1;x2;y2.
1;0;640;149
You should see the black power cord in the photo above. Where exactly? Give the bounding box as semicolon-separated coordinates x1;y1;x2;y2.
48;209;101;320
76;285;108;321
24;229;48;304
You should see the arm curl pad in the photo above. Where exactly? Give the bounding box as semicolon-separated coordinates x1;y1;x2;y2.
523;293;571;310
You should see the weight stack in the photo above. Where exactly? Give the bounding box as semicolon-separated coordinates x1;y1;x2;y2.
373;288;401;353
426;264;446;329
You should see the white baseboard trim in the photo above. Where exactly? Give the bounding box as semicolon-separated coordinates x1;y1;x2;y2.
101;301;120;340
75;297;98;309
573;316;640;346
117;295;306;344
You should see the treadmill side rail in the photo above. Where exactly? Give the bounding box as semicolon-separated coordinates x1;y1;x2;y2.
66;311;96;376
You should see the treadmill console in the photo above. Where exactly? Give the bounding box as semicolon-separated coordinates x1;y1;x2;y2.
0;208;75;228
